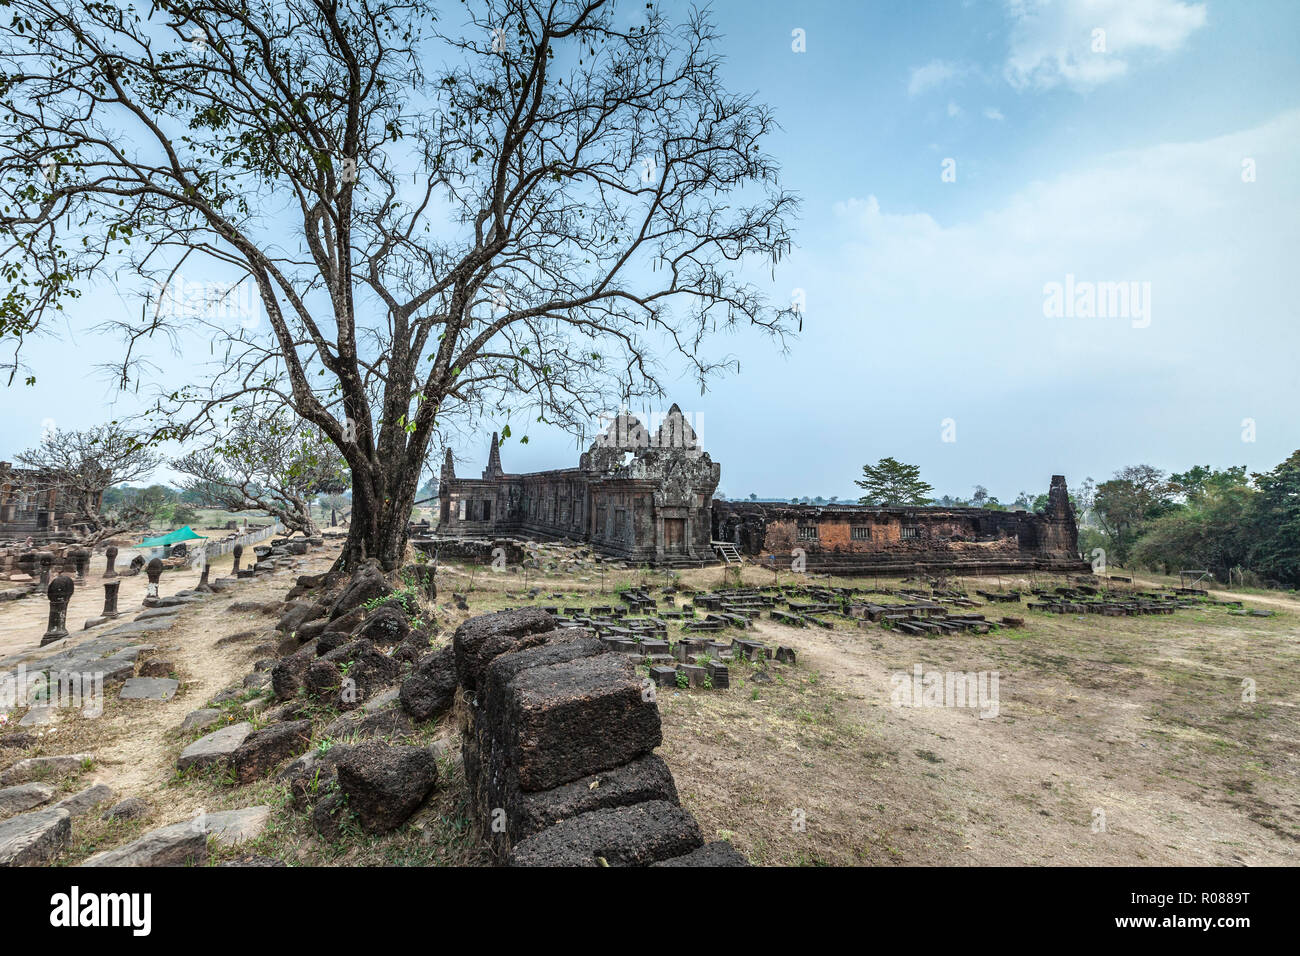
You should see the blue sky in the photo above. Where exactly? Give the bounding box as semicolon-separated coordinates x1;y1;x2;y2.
4;0;1299;502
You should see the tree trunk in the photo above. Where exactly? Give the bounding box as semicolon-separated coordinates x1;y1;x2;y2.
338;453;424;573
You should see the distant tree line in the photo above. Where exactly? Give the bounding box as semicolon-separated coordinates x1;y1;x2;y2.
1095;454;1300;588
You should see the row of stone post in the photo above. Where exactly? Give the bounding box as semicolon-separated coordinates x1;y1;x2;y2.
24;545;123;594
37;540;264;647
40;559;161;645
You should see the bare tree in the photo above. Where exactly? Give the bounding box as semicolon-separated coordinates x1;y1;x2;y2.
15;425;162;543
173;402;349;536
0;0;798;569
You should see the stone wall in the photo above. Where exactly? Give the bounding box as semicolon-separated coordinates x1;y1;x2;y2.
713;476;1090;576
453;607;747;866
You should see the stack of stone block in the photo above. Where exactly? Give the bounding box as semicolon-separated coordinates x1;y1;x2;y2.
453;607;747;867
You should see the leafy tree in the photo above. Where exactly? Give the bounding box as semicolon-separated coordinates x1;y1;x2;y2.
179;482;228;507
1130;480;1255;580
1093;465;1175;565
971;485;989;507
855;457;934;506
173;402;350;535
15;425;162;543
170;504;200;527
1249;451;1300;587
0;0;796;570
1168;465;1248;502
1075;476;1097;520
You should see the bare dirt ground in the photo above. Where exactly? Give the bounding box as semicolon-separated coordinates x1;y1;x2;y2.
0;553;209;660
4;547;1295;867
2;552;319;858
450;561;1300;866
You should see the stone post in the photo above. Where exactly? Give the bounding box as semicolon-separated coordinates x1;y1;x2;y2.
72;547;90;584
143;557;163;607
232;543;243;573
196;560;212;593
37;552;53;595
102;579;121;620
41;575;74;646
103;545;119;578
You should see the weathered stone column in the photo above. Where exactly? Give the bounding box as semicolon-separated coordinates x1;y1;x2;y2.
102;579;121;620
143;557;163;607
71;547;90;584
196;559;212;593
41;575;74;646
37;552;53;595
103;545;119;578
232;543;243;573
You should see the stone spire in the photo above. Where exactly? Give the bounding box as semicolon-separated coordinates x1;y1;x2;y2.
654;402;699;453
1040;475;1080;557
1046;475;1072;519
441;448;455;483
482;432;504;480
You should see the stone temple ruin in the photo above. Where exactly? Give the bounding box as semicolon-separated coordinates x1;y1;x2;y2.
0;461;89;543
434;406;1089;576
713;476;1090;576
437;404;720;567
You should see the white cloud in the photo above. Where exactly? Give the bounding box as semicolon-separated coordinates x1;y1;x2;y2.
830;110;1298;364
947;100;963;118
908;59;966;96
1004;0;1207;91
984;106;1006;120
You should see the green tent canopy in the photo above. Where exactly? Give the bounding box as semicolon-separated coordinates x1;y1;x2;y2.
137;526;208;549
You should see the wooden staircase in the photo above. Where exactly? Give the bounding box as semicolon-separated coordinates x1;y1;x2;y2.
712;540;742;565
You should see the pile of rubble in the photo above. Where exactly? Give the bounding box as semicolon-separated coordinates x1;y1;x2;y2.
672;582;1024;635
489;585;796;692
1024;585;1232;616
8;542;749;866
416;536;643;575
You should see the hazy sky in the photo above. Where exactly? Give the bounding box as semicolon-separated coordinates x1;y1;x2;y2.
4;0;1298;502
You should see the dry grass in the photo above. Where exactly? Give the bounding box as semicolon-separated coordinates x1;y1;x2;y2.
428;556;1300;865
6;543;1296;867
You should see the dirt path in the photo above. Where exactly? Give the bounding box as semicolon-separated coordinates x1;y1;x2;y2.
0;553;209;661
742;606;1296;865
2;547;336;838
654;576;1299;866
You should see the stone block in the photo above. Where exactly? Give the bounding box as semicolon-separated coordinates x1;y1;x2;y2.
650;840;750;867
452;606;557;692
118;677;178;701
507;800;702;867
0;807;71;865
178;722;251;772
230;720;312;783
498;653;661;793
